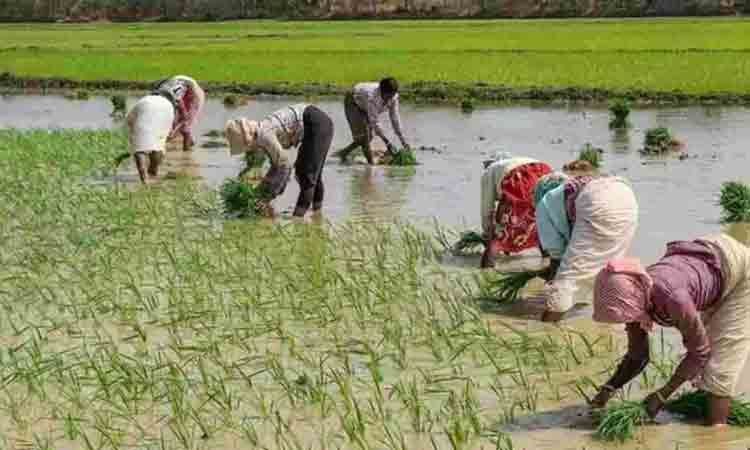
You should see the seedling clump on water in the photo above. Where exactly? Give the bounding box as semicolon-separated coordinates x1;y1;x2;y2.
719;181;750;223
608;98;631;129
110;95;126;117
461;98;475;113
578;143;602;168
642;127;682;154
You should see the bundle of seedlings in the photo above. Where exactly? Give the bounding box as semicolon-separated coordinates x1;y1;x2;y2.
564;143;602;171
223;94;249;108
641;127;683;154
219;177;273;218
719;181;750;223
608;98;631;129
665;391;750;426
593;400;649;442
477;268;548;303
461;98;475;113
203;129;224;138
385;147;419;166
110;95;126;117
578;143;602;168
452;230;486;254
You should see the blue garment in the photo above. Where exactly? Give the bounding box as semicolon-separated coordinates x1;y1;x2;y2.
535;183;570;259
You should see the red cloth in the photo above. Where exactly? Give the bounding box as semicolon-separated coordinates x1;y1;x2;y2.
488;162;552;254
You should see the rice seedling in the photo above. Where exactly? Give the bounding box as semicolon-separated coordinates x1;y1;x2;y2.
223;94;248;108
203;129;223;138
451;230;486;254
477;269;547;303
385;148;419;166
110;94;126;117
665;391;750;426
577;143;602;169
218;177;272;218
593;400;649;442
719;181;750;223
641;127;682;154
460;98;475;113
608;98;631;129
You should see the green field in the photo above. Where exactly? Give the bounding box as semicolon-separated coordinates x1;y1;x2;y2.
2;18;750;97
0;128;687;449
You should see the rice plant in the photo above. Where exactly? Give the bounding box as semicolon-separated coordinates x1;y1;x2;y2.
460;98;475;113
386;148;418;166
110;95;126;117
665;391;750;426
642;127;682;154
577;143;602;168
477;269;547;303
452;230;486;254
219;177;272;218
719;181;750;223
608;98;631;129
593;400;649;442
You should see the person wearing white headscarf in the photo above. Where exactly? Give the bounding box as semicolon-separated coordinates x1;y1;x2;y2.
225;104;334;217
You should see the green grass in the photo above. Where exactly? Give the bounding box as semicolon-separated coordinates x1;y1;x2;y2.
2;19;750;95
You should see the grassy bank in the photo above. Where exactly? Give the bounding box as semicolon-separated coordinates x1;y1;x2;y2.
0;129;685;448
2;18;750;102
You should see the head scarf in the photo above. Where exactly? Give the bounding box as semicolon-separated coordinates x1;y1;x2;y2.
593;258;654;332
224;119;258;156
533;171;568;207
483;151;514;169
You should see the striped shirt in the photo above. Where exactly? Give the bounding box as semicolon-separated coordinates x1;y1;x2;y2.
255;104;307;168
352;82;407;147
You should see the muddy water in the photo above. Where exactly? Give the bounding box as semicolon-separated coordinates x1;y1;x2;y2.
2;93;749;264
3;93;750;448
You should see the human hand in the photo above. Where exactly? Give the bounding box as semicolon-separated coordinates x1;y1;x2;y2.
590;387;615;409
386;142;398;155
541;310;565;322
643;391;666;419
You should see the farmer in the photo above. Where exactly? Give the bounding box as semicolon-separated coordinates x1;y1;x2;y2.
152;75;205;151
534;175;639;321
479;152;554;268
224;104;334;217
125;93;174;184
590;234;750;426
336;77;410;165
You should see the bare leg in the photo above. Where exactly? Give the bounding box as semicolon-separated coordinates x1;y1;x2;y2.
134;152;148;184
181;129;194;151
148;152;163;177
707;394;731;426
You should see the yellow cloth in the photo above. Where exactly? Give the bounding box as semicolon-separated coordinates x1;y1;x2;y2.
698;234;750;397
546;177;639;313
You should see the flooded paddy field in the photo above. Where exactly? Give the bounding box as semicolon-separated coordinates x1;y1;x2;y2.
1;93;750;449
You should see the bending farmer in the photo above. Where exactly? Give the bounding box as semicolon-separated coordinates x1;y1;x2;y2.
225;104;334;217
152;75;205;151
126;94;174;184
535;176;638;322
338;78;409;164
479;152;553;268
591;234;750;426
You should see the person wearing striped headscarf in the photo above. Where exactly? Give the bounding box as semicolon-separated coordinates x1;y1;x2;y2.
590;234;750;426
534;175;639;321
225;104;334;217
479;151;555;268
